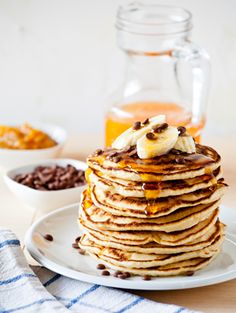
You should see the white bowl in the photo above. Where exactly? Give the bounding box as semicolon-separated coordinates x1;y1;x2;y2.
4;159;87;214
0;123;67;170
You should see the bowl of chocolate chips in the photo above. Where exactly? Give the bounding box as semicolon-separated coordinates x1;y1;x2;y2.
4;159;87;213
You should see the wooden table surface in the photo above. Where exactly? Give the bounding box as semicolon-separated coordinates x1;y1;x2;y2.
1;134;236;313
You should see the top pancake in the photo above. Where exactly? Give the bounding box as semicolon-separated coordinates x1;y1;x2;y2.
87;144;221;182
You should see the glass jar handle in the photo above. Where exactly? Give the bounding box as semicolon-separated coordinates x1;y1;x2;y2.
175;44;210;137
190;47;210;126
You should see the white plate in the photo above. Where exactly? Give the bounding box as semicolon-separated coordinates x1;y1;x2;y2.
25;204;236;290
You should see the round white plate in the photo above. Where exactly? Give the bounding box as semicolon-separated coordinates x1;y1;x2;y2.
25;204;236;290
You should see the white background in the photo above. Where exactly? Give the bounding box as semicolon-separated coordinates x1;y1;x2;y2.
0;0;235;138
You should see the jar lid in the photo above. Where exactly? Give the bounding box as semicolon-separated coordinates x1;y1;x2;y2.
116;3;192;36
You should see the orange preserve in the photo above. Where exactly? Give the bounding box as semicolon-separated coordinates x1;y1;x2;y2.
0;123;57;150
105;101;205;147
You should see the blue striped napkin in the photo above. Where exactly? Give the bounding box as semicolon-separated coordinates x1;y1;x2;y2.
0;229;200;313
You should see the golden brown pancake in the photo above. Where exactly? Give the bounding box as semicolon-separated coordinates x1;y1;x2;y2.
87;144;221;181
79;210;219;246
78;142;227;277
81;220;223;255
80;190;220;232
91;182;227;218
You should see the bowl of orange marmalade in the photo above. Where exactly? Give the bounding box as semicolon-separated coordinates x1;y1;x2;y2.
0;123;67;170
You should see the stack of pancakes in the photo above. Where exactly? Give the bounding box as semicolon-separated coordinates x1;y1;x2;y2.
78;144;227;277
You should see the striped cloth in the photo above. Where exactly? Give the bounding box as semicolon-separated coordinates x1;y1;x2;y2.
0;229;200;313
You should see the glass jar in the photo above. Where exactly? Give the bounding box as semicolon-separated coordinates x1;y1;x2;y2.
105;3;210;147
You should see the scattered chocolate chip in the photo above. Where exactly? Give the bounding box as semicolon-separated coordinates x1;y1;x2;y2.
127;148;137;157
133;121;141;130
146;132;156;140
119;145;132;153
114;270;122;277
109;151;118;158
72;243;79;249
101;270;110;276
95;149;103;156
112;156;122;163
170;148;181;155
178;126;186;136
186;271;194;276
118;273;128;279
117;272;131;279
44;234;53;241
13;165;86;191
75;236;81;242
97;264;106;270
78;248;85;255
143;275;151;281
143;118;149;125
153;123;168;133
174;156;187;164
124;272;131;278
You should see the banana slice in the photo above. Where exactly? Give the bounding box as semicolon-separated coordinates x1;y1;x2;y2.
112;115;166;149
137;126;179;159
174;135;196;154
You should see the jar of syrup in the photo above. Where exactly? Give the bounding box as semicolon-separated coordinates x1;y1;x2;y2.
105;3;210;146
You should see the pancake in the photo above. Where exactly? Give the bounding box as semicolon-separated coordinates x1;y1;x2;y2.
87;144;221;182
81;220;223;254
80;191;220;232
91;182;227;218
88;169;222;198
79;227;224;269
79;209;219;246
78;134;227;277
85;255;218;277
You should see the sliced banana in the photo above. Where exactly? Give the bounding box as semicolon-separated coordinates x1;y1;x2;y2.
174;135;196;154
112;115;166;149
137;126;179;159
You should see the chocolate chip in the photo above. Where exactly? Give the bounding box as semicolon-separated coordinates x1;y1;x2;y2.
146;132;156;140
186;271;194;276
127;148;137;157
174;156;187;164
133;121;141;130
72;243;79;249
119;145;132;153
78;248;85;255
170;148;181;155
118;272;131;279
97;264;106;270
114;270;122;277
143;118;149;125
13;165;86;191
101;270;110;276
95;149;103;156
112;156;122;163
75;236;81;242
108;151;118;158
44;234;53;241
143;275;151;281
178;126;186;136
153;123;168;133
118;273;128;279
